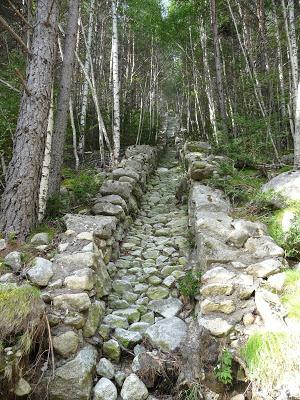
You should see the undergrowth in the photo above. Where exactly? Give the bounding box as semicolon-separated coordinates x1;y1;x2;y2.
46;167;104;218
214;348;233;385
241;331;300;394
178;270;201;299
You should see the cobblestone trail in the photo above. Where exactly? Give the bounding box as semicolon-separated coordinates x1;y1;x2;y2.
95;118;191;398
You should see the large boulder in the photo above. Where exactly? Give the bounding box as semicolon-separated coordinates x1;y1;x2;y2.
262;170;300;207
144;317;187;352
49;346;98;400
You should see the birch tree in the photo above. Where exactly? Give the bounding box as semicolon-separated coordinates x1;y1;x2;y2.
112;0;121;163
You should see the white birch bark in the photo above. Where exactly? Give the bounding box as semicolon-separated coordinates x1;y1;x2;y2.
78;0;95;157
294;81;300;168
38;86;54;222
111;0;120;163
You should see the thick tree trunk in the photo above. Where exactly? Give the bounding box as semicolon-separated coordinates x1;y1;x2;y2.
48;0;80;196
0;0;58;240
112;0;121;163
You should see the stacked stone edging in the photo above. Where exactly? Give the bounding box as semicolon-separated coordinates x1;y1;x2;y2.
180;140;291;396
36;145;160;399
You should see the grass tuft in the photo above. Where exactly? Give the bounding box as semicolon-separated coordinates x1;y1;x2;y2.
241;330;300;393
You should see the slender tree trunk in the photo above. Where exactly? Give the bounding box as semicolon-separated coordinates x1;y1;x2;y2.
38;86;54;222
294;81;300;168
111;0;121;163
48;0;80;196
78;0;95;159
210;0;227;132
0;0;58;240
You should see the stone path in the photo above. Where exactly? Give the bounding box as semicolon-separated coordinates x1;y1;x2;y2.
93;119;191;399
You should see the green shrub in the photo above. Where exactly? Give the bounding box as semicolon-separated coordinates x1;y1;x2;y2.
215;348;233;385
178;271;201;298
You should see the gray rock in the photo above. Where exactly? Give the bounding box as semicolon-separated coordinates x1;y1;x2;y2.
148;297;183;318
4;251;22;272
246;259;282;278
92;202;125;220
14;378;31;396
201;299;235;315
96;358;115;379
201;283;234;297
202;267;235;284
115;371;126;387
31;232;50;245
144;317;187;352
100;180;132;200
49;346;98;400
198;317;233;337
112;280;132;294
267;272;286;291
147;286;169;300
64;268;95;291
129;322;150;334
114;328;142;348
262;170;300;206
113;308;140;323
103;339;121;362
63;214;117;239
53;331;79;358
245;236;284;258
120;373;148;400
83;301;105;337
27;257;53;286
53;293;91;312
103;315;128;329
0;239;7;251
93;378;117;400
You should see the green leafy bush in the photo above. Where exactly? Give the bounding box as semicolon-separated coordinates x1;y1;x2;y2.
215;348;233;385
178;271;201;298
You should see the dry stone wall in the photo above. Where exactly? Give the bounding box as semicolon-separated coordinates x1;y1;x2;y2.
29;145;159;399
179;139;297;398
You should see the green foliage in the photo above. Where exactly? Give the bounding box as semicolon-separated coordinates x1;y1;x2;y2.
267;202;300;259
241;331;300;391
0;51;24;164
46;168;104;218
215;348;233;385
179;383;202;400
281;269;300;319
0;284;42;340
178;270;201;298
208;164;265;207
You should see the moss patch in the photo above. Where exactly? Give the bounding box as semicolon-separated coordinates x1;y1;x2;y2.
0;284;43;340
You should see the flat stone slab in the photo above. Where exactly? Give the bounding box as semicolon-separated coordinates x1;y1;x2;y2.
144;317;187;352
198;316;233;337
63;214;117;238
148;297;183;318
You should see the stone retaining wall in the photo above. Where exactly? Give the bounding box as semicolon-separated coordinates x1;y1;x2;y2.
31;145;159;399
179;140;293;397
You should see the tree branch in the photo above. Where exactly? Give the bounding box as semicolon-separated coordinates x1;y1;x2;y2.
0;15;30;54
0;78;21;93
7;0;33;29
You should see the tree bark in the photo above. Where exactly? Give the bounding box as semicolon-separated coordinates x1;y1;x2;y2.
78;0;95;158
294;81;300;168
48;0;80;196
210;0;227;132
112;0;121;163
0;0;58;240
